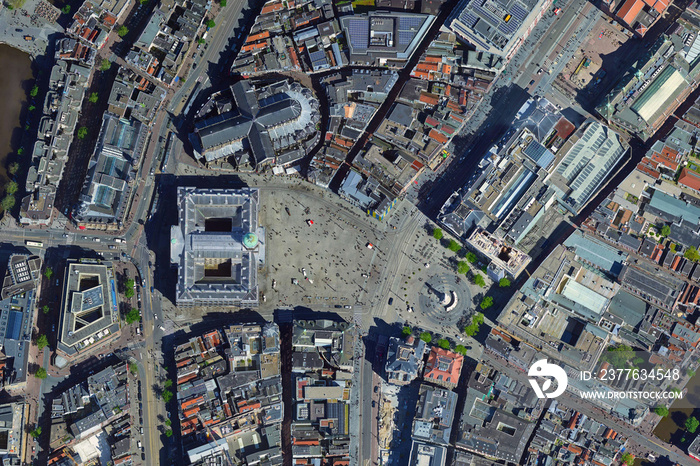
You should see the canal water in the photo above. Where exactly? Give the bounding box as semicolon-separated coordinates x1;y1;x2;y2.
0;44;33;188
653;371;700;446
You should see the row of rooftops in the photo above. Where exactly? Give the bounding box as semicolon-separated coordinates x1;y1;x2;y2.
73;112;149;230
596;16;700;141
311;33;496;208
50;362;130;459
173;324;283;465
437;101;624;285
21;60;90;226
127;0;211;86
0;255;42;389
495;121;700;418
291;319;355;464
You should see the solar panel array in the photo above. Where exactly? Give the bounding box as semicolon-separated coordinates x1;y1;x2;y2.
510;3;528;23
523;140;555;169
498;2;527;34
459;11;479;27
451;21;492;50
398;30;415;45
471;4;500;28
348;19;369;49
398;16;424;31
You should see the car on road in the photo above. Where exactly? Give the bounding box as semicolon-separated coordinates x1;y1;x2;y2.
388;298;393;305
109;245;116;249
374;386;378;393
372;401;376;408
529;79;535;86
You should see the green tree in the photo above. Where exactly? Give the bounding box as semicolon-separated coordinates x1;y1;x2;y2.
206;19;215;28
601;344;642;369
162;389;173;403
34;367;47;379
163;379;173;388
480;296;493;310
88;92;98;103
220;0;227;5
457;261;469;274
28;105;36;111
1;195;15;211
129;363;138;375
43;267;53;280
42;305;50;314
685;246;700;262
454;344;467;355
61;4;70;14
499;277;511;288
465;252;477;264
165;429;173;437
37;334;48;350
30;427;42;438
447;240;461;253
433;228;443;240
77;127;88;139
197;38;206;44
687;416;699;433
16;147;24;156
419;332;432;343
125;278;135;289
437;339;450;350
117;25;129;37
140;0;148;4
688;369;696;377
8;163;19;176
620;453;634;466
660;224;671;237
125;288;134;299
5;181;18;195
473;274;485;287
654;405;669;417
165;419;172;426
464;313;484;337
30;85;38;97
401;326;412;337
125;308;140;324
99;59;111;71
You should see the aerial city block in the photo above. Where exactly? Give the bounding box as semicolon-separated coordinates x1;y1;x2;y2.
1;0;700;463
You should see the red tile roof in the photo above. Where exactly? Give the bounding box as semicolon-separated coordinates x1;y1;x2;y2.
419;93;439;106
679;167;700;192
643;0;668;14
616;0;644;26
261;1;283;13
428;129;448;144
246;30;270;43
412;70;430;80
424;116;439;127
423;347;463;385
